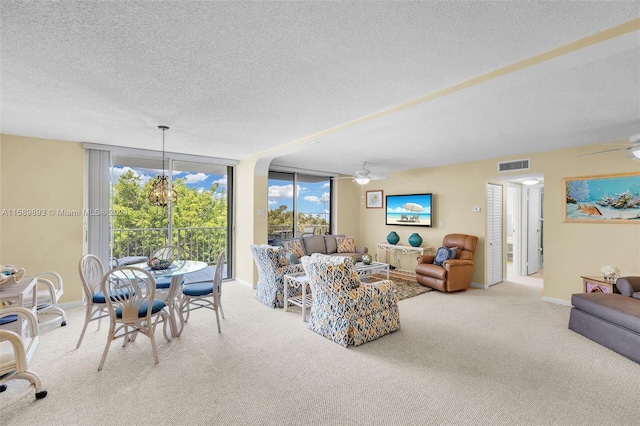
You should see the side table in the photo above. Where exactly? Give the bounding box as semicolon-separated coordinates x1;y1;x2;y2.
283;272;312;322
580;275;618;294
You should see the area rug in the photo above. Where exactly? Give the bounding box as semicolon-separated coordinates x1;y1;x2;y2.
362;271;432;301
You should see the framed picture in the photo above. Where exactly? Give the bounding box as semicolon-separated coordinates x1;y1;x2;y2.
385;193;433;227
366;190;383;209
563;172;640;223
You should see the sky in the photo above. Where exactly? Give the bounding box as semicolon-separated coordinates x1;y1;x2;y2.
111;166;227;194
111;166;329;216
268;178;331;217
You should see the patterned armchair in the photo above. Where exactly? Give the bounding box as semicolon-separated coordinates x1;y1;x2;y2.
300;253;400;347
250;244;305;308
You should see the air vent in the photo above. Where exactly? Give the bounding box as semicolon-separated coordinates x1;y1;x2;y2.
498;159;530;172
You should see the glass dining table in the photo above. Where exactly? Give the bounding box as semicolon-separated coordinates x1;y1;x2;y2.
130;260;208;338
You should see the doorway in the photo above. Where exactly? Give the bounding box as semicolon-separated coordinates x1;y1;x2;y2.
505;182;544;287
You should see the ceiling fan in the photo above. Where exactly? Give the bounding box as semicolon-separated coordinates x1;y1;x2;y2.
575;134;640;159
334;162;388;185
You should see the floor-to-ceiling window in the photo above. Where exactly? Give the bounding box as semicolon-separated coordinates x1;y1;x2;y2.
267;170;332;243
110;155;233;279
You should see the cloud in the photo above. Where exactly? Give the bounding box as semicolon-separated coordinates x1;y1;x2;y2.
183;172;208;184
111;166;152;185
214;175;228;188
269;184;296;198
304;192;330;203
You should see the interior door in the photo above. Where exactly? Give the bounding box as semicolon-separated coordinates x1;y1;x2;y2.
486;183;503;285
526;187;541;275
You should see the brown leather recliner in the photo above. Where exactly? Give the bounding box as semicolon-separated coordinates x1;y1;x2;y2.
415;234;478;292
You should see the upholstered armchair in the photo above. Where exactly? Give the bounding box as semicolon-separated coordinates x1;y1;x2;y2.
300;253;400;347
250;244;305;308
415;233;478;292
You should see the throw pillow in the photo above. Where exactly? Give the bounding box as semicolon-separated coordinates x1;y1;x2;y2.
287;252;300;265
282;238;305;258
447;247;458;260
336;236;356;253
433;246;457;266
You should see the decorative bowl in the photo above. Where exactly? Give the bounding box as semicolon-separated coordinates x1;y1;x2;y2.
147;258;173;270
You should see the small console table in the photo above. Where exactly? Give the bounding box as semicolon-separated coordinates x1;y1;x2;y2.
581;275;618;294
376;243;433;275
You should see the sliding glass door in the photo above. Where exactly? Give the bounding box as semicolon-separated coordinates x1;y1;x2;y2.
111;156;232;279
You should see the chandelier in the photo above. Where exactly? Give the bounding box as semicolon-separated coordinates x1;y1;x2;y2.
148;125;177;207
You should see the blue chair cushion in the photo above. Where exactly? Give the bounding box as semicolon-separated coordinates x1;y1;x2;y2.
0;315;18;325
115;299;166;318
92;288;133;304
182;282;214;297
155;277;184;289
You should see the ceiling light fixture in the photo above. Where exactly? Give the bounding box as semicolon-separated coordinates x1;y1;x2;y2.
355;176;370;185
521;178;539;186
148;125;177;207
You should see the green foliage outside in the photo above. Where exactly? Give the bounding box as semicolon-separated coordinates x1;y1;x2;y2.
112;170;227;262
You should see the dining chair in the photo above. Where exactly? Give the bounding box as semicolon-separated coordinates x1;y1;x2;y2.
98;266;171;371
0;307;47;402
177;251;225;335
76;254;109;349
150;245;187;289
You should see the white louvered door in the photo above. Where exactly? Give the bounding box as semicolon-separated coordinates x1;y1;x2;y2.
486;183;503;286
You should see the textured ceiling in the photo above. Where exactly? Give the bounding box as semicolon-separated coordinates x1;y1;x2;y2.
1;1;639;180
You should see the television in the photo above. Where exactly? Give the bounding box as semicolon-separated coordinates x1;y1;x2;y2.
385;193;433;227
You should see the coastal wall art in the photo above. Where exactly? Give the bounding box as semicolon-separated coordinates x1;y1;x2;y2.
366;190;383;209
563;172;640;223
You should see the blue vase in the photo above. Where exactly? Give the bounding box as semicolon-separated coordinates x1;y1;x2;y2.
408;233;423;247
386;231;400;245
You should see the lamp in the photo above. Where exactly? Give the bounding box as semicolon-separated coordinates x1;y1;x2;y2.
354;177;370;185
148;125;177;207
521;178;539;186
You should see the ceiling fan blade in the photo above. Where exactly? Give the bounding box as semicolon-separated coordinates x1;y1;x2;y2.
573;147;630;158
369;174;388;181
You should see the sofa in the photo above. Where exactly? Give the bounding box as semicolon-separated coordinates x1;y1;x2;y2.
280;234;368;263
568;276;640;364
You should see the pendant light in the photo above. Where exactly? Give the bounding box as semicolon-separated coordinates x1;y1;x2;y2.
148;125;177;207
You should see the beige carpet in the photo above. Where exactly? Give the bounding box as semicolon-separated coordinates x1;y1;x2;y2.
2;279;639;425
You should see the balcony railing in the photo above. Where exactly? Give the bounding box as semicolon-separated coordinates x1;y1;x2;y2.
113;224;328;261
112;227;226;265
267;224;329;241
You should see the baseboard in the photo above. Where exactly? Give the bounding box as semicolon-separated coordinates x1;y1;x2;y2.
232;278;255;289
542;296;572;306
59;300;85;309
470;281;491;289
